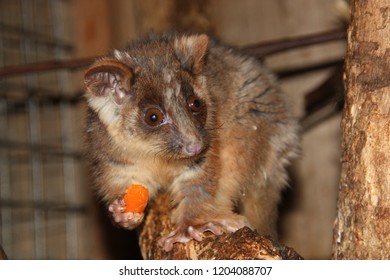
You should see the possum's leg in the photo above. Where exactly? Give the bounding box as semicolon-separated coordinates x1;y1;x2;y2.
158;159;249;252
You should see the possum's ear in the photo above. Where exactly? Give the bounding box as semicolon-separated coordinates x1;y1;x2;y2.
84;60;134;106
174;34;209;75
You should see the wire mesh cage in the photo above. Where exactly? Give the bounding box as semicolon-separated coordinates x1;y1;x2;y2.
0;0;92;259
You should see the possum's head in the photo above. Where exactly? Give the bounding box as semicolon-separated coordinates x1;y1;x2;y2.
84;34;213;160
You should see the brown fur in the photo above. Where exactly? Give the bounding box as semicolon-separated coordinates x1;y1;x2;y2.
84;32;299;251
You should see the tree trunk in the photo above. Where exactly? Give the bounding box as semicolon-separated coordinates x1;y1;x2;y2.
333;0;390;259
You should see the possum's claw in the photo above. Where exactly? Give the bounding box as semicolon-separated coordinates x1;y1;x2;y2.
108;198;144;230
158;216;247;251
158;223;223;252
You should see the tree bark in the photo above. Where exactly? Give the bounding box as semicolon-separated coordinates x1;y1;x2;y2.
138;192;302;260
333;0;390;259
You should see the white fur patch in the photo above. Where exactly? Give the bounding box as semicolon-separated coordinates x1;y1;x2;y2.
174;83;181;97
113;49;131;61
164;83;181;111
88;96;119;126
163;69;173;83
165;87;174;101
193;75;207;97
113;49;124;60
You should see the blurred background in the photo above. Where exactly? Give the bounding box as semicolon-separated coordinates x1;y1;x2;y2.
0;0;347;259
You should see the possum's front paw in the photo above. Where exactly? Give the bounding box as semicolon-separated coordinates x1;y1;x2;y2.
158;216;248;251
108;198;144;230
158;223;223;252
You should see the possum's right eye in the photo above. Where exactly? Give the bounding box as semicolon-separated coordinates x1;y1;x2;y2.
188;95;202;114
144;107;164;127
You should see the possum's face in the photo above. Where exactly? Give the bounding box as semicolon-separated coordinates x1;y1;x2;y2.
84;34;213;160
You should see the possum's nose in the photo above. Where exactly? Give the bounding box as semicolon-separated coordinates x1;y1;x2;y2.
182;142;203;157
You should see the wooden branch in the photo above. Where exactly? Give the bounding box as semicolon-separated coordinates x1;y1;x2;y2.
242;28;346;57
0;29;345;77
276;58;343;79
138;192;302;260
0;57;96;77
300;66;344;131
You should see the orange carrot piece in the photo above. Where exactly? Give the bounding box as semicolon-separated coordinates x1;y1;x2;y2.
123;184;149;213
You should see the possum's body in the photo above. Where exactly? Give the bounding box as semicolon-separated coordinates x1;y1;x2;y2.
84;33;299;251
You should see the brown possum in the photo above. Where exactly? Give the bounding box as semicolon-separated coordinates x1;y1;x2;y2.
84;33;299;251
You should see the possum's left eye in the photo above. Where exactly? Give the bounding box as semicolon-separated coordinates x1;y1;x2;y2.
145;107;164;127
188;95;202;113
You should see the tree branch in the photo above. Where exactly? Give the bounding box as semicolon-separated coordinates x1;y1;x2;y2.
0;57;96;77
241;28;346;57
138;192;302;260
0;29;346;77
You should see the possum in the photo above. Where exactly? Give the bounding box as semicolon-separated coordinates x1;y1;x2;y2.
84;32;299;252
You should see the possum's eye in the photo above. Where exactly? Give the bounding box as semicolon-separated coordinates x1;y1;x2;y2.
145;108;164;127
188;95;202;113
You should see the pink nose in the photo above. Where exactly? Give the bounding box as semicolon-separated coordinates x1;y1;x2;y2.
183;142;203;157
